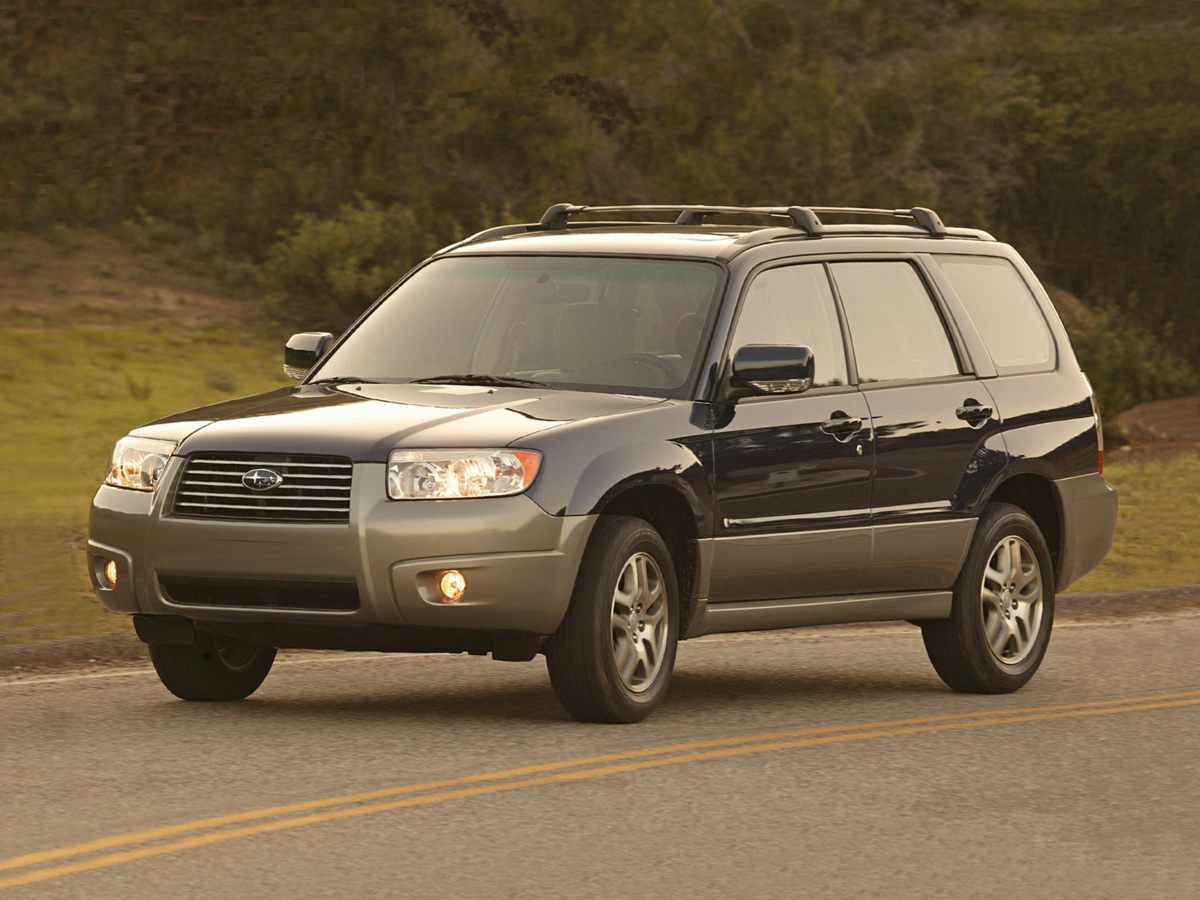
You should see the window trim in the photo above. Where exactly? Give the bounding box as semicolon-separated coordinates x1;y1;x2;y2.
855;371;978;392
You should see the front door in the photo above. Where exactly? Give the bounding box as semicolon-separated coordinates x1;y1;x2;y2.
710;262;874;602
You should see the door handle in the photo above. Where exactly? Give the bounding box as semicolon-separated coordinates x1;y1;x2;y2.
820;412;863;441
955;400;994;427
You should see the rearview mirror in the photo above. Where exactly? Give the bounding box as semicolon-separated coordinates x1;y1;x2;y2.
727;344;815;399
284;332;334;380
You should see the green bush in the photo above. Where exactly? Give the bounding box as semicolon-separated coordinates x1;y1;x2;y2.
257;199;445;331
1068;303;1197;417
4;1;1199;366
117;208;182;250
204;367;237;393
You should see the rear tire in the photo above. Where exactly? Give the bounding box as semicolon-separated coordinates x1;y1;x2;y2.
922;503;1055;693
149;635;276;701
545;516;680;723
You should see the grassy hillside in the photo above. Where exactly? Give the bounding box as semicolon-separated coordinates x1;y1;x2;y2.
0;234;1193;646
1068;447;1200;594
5;2;1200;362
0;232;288;644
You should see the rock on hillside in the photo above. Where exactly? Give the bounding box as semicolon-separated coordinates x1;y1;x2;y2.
1114;396;1200;445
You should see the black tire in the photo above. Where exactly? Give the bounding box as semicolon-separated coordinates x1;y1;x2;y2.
922;503;1055;693
148;634;276;701
545;516;680;723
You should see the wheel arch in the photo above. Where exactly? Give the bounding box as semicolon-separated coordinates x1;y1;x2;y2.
982;472;1064;585
594;482;704;638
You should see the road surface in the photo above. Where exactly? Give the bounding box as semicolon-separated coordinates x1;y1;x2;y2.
2;613;1198;898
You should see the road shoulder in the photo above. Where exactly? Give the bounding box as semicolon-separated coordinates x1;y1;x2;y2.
1;583;1195;680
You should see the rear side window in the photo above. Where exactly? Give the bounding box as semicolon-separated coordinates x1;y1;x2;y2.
936;256;1055;374
733;263;849;388
829;261;960;383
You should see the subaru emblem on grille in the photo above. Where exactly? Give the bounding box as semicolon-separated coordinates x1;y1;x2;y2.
242;468;284;491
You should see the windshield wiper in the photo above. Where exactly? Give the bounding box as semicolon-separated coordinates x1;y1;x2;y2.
306;376;385;385
413;374;549;388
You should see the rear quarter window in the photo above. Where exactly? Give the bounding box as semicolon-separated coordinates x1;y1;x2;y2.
936;256;1056;375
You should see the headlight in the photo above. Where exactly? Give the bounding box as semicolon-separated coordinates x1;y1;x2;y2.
105;437;177;491
387;449;542;500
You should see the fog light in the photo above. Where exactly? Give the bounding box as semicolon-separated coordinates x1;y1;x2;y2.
438;570;467;603
103;559;119;588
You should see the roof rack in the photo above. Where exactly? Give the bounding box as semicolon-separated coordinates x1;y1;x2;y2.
538;203;825;234
438;202;955;253
808;206;947;237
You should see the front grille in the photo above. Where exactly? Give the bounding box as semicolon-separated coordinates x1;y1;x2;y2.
160;576;360;611
172;453;353;522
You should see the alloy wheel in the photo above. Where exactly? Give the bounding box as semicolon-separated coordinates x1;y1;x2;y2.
609;551;669;693
980;535;1044;665
215;643;261;671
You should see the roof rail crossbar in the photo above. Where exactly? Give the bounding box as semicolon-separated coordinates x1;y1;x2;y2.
485;203;950;251
670;206;820;234
540;203;826;235
683;206;825;235
807;206;947;237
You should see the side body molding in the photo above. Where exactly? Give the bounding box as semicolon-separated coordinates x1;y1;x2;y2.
702;517;975;615
687;590;952;637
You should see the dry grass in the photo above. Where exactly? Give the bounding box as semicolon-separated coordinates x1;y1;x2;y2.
1067;446;1200;593
0;231;289;645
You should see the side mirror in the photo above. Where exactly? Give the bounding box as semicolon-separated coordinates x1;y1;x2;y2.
283;332;334;381
727;344;815;400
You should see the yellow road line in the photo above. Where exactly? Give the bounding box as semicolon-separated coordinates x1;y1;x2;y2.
3;689;1197;877
1;693;1198;890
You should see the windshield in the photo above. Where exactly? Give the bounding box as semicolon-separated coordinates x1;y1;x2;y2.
309;255;723;399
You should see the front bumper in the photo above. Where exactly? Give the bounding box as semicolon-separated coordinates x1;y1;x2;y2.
88;459;595;639
1054;471;1118;589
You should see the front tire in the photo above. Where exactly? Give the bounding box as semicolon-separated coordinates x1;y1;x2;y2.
545;516;680;723
149;635;276;701
921;503;1055;693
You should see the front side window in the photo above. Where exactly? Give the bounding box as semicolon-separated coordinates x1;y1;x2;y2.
310;256;722;399
830;261;960;383
936;255;1055;373
731;263;849;388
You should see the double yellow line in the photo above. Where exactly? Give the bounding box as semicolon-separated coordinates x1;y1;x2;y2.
3;690;1199;890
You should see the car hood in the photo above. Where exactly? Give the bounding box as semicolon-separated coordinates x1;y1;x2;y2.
132;383;667;460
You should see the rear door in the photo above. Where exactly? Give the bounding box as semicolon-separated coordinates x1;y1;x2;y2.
828;259;1002;591
710;262;874;602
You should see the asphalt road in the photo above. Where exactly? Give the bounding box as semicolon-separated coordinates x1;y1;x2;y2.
2;613;1199;899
